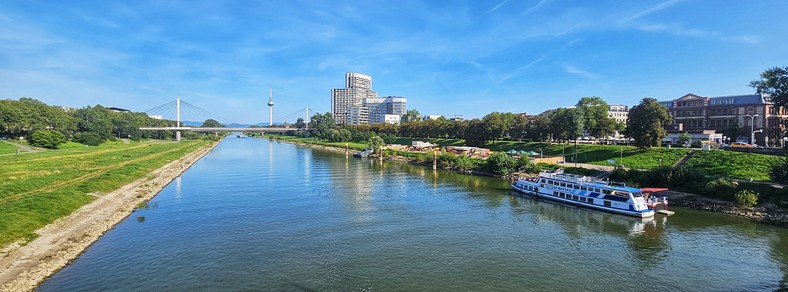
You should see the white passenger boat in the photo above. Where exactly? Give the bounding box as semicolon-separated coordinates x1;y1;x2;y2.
511;169;655;218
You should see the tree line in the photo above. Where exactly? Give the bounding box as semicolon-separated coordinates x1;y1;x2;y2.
292;96;675;149
0;98;203;148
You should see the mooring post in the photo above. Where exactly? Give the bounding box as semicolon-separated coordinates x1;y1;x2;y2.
432;151;437;170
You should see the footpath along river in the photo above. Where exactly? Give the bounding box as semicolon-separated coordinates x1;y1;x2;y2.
38;136;788;291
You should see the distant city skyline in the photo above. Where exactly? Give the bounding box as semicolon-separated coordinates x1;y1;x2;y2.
1;1;787;123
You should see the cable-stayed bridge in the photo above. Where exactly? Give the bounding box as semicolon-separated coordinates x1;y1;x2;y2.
139;98;311;140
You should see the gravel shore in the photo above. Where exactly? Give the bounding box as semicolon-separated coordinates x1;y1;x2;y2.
0;141;219;292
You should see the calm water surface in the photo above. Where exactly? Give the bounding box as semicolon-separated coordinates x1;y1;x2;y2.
39;137;788;291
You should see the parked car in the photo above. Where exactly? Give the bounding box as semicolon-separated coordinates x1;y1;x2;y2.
730;142;752;148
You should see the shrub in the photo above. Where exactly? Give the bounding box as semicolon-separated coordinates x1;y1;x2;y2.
437;153;458;168
72;132;104;146
486;152;516;175
704;178;738;200
30;130;66;149
515;155;531;172
770;159;788;184
455;155;476;171
734;190;759;207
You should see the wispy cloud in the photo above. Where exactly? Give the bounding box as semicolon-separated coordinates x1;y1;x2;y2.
523;0;549;15
487;0;511;14
563;65;599;80
640;24;760;43
518;54;546;70
623;0;683;23
470;61;484;70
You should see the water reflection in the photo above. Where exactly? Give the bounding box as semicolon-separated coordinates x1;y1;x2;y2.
175;176;182;200
509;194;670;266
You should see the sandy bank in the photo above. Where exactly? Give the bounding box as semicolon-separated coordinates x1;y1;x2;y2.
0;141;219;292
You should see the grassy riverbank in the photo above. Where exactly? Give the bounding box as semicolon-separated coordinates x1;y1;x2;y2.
0;142;16;155
266;134;783;181
0;139;208;247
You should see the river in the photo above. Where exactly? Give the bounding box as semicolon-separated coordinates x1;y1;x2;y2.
38;137;788;291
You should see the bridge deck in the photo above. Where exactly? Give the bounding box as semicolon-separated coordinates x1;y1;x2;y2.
139;127;295;132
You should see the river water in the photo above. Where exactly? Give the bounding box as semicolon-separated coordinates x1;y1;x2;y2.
39;137;788;291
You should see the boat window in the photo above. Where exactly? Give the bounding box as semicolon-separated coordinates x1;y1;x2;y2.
632;192;643;197
604;201;612;207
573;195;578;200
595;188;601;193
603;189;612;194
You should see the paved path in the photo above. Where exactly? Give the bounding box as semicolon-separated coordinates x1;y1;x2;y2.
0;140;43;156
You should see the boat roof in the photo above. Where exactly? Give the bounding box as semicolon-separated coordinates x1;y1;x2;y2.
538;171;641;192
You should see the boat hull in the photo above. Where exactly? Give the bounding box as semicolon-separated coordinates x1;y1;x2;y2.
512;183;655;218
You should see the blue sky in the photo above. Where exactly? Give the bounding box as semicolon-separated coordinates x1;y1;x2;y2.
1;0;787;124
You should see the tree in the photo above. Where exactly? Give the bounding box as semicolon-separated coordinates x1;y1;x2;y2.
75;105;113;140
30;129;66;149
368;134;385;153
201;119;223;127
464;119;486;147
750;66;788;107
548;108;584;142
0;98;76;139
526;115;550;141
294;118;306;129
575;97;615;138
722;122;742;143
401;109;422;123
328;128;351;142
624;98;672;148
678;132;691;147
310;112;335;139
482;112;516;142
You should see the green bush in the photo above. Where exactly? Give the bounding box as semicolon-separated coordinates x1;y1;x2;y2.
30;129;66;149
486;152;516;175
735;190;759;207
379;133;397;144
704;178;739;200
770;159;788;184
455;155;476;171
437;153;458;168
515;155;531;172
72;132;104;146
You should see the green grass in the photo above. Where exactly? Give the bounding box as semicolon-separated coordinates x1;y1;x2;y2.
683;150;784;181
482;141;689;170
0;141;17;155
0;139;209;247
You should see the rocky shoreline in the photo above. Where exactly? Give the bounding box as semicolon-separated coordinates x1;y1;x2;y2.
663;190;788;226
0;141;220;292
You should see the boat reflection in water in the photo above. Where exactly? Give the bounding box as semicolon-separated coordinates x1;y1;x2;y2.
509;192;670;266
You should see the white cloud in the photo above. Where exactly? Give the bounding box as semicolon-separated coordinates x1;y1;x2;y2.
563;65;599;80
640;24;760;43
487;0;511;14
623;0;683;23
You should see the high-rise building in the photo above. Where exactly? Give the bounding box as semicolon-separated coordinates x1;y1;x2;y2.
331;72;377;125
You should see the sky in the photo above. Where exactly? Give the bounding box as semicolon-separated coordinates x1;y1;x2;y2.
1;0;787;124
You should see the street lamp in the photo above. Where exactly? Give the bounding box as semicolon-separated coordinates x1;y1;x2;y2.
745;114;759;146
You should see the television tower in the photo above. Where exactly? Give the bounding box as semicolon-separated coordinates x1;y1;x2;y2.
267;88;274;126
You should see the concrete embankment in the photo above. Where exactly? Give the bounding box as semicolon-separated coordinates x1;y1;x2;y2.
0;141;220;292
